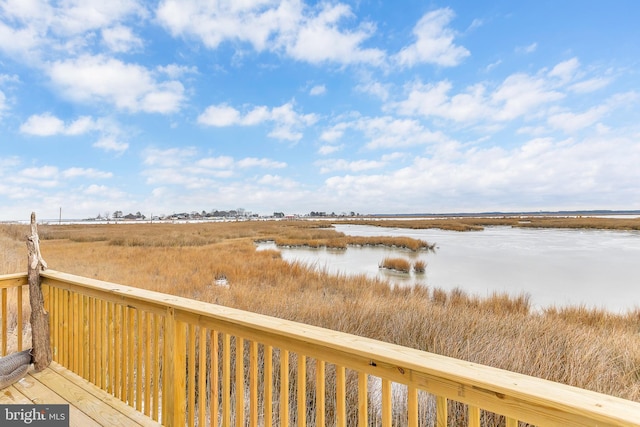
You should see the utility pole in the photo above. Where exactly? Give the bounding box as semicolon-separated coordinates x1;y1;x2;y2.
59;207;62;225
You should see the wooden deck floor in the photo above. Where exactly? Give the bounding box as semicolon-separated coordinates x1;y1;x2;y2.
0;362;162;427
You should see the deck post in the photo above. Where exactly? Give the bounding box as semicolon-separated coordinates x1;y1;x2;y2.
163;307;186;427
27;212;52;372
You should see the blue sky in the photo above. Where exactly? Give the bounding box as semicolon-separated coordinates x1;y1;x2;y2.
1;1;639;220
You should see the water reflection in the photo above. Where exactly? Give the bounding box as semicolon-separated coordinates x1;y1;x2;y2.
257;224;640;312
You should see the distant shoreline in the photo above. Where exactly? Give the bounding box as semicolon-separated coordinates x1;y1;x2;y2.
2;209;639;225
370;209;640;218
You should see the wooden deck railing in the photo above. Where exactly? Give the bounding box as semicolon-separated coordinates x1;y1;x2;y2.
1;270;639;426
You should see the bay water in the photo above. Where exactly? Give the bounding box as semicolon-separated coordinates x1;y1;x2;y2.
258;224;640;312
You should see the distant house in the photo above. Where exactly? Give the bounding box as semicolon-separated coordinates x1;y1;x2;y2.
122;212;146;220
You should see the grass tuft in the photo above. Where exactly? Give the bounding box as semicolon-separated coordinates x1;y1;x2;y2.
379;257;411;273
413;260;427;273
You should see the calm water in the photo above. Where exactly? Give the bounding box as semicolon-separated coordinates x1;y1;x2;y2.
258;224;640;312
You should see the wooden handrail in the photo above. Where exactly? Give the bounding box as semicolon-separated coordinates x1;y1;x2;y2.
0;273;28;290
1;271;639;426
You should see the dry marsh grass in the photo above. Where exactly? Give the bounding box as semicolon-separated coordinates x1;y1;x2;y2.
413;260;427;273
1;220;639;405
379;257;411;273
336;215;640;231
270;232;433;251
0;224;28;274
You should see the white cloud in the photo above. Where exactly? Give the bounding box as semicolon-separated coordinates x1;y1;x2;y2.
84;184;111;195
309;84;326;96
393;64;569;123
283;3;384;65
395;8;469;67
0;90;7;116
143;147;199;167
93;136;129;153
195;156;235;169
20;113;99;136
50;0;147;36
197;104;241;127
141;146;288;192
101;25;143;53
156;0;297;51
516;42;537;54
606;91;639;106
317;158;385;174
548;57;580;82
491;73;564;121
517;125;548;136
393;80;488;122
20;113;130;153
485;60;502;72
243;106;271;125
0;1;53;58
237;157;287;169
267;126;301;141
355;79;390;101
321;134;640;212
268;102;317;141
547;106;608;133
48;55;185;113
157;64;198;79
381;152;407;162
0;22;38;59
144;148;285;179
0;0;146;59
20;165;58;180
257;174;299;189
318;144;343;155
66;116;99;135
358;116;449;149
61;167;113;179
392;58;625;131
0;74;18;116
569;77;611;94
466;18;483;32
198;101;317;142
0;73;19;85
320;125;346;142
321;115;449;150
6;164;115;192
547;91;638;134
156;0;384;66
144;167;217;188
19;113;65;136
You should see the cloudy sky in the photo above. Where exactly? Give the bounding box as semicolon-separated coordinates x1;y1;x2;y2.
1;1;639;220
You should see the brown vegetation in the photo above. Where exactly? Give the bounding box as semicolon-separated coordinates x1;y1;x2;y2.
1;220;639;404
413;259;427;273
336;215;640;232
379;257;411;273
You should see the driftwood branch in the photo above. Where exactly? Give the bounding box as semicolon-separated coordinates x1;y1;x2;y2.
27;212;51;372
